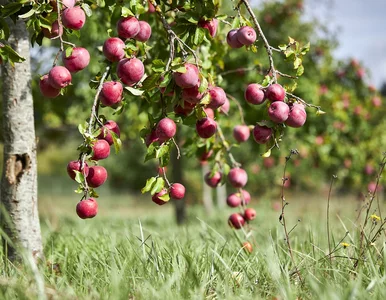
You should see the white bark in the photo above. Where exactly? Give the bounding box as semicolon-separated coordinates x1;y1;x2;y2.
0;15;43;260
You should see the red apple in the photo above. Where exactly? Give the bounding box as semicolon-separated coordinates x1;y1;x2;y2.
61;6;86;30
253;124;273;144
228;168;248;188
100;81;123;106
237;26;257;45
204;171;222;188
228;213;245;229
245;83;265;105
173;63;199;88
266;84;286;102
152;189;168;205
145;129;159;147
198;18;219;37
48;66;72;89
196;117;217;138
76;198;98;219
103;37;126;62
208;86;226;109
62;47;90;73
117;16;140;39
181;82;203;104
226;193;242;207
219;98;230;114
233;125;250;143
67;160;89;180
170;183;185;200
91;139;110;160
227;29;243;48
42;20;63;39
156;118;177;142
285;103;306;127
244;208;256;221
204;108;214;119
86;166;107;188
134;20;152;42
39;74;61;98
117;57;144;86
268;101;290;123
98;120;120;145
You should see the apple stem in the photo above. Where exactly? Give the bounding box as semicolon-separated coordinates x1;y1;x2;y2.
171;137;181;160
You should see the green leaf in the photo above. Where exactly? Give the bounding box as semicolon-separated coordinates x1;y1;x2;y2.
216;14;228;20
198;76;208;93
111;132;122;154
159;72;172;88
121;7;134;17
193;27;205;45
150;177;165;195
144;143;157;162
125;86;144;96
81;3;92;17
65;46;74;57
316;109;326;115
0;44;25;65
296;65;304;76
294;57;302;69
141;177;157;193
0;2;23;18
78;122;88;134
200;93;211;105
142;73;162;91
18;8;36;19
156;144;170;159
158;193;170;202
261;148;271;158
74;170;85;184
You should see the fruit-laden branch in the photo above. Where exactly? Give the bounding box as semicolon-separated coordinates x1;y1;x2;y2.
80;64;111;197
286;92;322;112
240;0;277;83
149;0;199;68
52;2;75;66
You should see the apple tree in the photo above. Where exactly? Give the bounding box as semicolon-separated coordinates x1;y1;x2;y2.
1;0;325;259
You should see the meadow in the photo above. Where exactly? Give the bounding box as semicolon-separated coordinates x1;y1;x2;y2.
1;182;385;300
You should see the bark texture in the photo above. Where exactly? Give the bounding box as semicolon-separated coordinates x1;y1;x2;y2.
0;16;43;261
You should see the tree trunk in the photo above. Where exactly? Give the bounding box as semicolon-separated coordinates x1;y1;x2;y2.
172;132;186;224
216;184;227;208
0;16;43;261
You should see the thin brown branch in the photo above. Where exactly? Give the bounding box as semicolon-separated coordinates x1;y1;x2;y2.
226;94;245;125
216;124;240;168
240;0;277;83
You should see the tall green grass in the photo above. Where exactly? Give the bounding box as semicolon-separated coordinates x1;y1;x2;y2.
1;193;385;299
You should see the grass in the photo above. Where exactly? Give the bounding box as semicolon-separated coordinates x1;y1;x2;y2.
1;189;386;299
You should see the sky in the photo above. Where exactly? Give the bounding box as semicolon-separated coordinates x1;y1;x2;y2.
252;0;386;88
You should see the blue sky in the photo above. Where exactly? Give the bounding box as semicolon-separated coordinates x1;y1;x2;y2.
252;0;386;88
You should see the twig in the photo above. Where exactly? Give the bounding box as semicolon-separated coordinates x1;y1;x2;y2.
240;0;277;83
327;175;337;264
171;137;181;159
286;92;322;111
150;0;199;68
216;124;240;168
279;149;302;282
227;94;245;125
79;64;112;198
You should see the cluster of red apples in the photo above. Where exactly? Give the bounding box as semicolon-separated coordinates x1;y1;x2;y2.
39;0;89;98
246;83;307;146
40;1;153;219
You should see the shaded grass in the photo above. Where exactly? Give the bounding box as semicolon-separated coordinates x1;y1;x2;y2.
1;192;386;299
